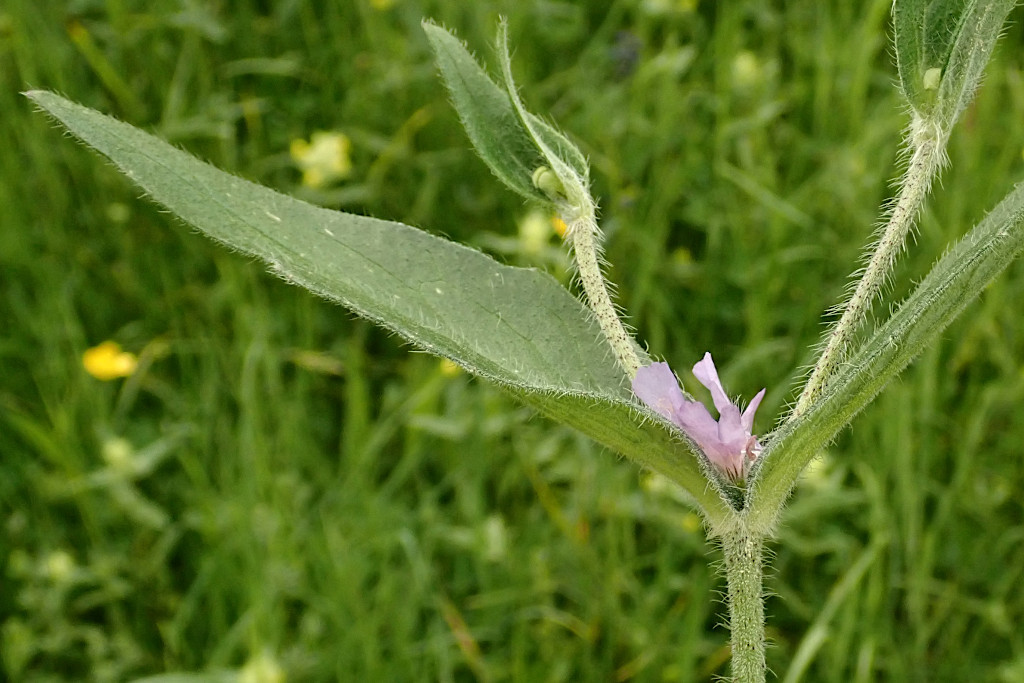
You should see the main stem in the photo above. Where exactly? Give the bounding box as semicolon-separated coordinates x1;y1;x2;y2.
566;206;641;378
794;117;944;416
722;528;766;683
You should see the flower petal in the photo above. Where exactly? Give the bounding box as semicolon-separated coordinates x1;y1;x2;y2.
741;388;766;432
632;362;687;423
714;403;749;449
632;355;767;483
82;341;137;381
691;352;732;416
702;442;746;480
674;400;722;449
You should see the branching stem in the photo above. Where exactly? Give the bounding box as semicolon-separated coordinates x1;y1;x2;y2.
794;116;945;416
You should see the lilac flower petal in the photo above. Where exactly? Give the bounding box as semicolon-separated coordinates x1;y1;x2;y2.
691;352;732;416
674;400;721;448
714;403;748;449
632;355;767;483
700;436;745;480
741;388;766;431
631;362;687;424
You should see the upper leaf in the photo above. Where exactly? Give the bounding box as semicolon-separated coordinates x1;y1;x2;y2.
422;20;588;208
494;20;591;213
25;90;729;522
893;0;1016;130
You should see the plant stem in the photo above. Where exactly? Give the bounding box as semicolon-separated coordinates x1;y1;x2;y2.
566;206;641;378
722;528;766;683
794;116;944;417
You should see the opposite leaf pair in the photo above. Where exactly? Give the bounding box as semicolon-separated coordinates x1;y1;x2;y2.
29;4;1024;530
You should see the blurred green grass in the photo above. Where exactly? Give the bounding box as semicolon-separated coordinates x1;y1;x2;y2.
2;0;1024;681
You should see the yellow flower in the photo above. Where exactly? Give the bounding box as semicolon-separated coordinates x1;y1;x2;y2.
517;211;568;256
82;341;138;380
371;0;396;8
551;216;568;239
290;131;352;188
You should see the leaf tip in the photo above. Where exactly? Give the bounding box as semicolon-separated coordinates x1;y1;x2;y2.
22;90;51;106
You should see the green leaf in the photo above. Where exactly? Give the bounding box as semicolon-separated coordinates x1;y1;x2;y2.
893;0;1016;129
25;90;728;522
422;20;546;202
422;21;588;207
494;20;590;211
750;180;1024;530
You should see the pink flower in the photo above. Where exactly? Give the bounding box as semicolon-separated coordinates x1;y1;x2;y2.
632;353;766;481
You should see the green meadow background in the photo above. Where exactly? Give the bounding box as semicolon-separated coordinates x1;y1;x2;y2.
3;1;1024;680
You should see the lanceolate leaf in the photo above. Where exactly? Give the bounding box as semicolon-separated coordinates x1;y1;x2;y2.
893;0;1016;130
422;21;548;203
495;20;591;210
26;90;728;521
750;181;1024;530
422;21;589;207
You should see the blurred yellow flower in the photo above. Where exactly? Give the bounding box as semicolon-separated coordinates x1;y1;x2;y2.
671;246;693;266
551;216;568;239
371;0;396;8
239;650;285;683
731;50;763;90
82;341;137;380
102;436;136;475
439;358;461;377
517;211;568;256
642;0;698;15
518;210;552;255
289;131;352;188
44;550;76;583
681;512;702;533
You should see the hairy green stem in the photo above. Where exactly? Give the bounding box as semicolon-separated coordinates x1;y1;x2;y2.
794;116;944;416
566;207;641;378
722;528;766;683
